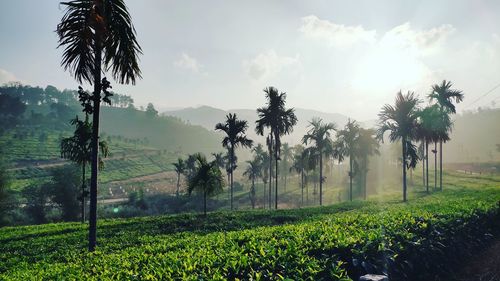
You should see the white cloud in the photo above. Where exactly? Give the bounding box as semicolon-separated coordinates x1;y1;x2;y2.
243;50;300;80
0;68;18;85
299;15;377;48
174;53;203;73
380;22;455;54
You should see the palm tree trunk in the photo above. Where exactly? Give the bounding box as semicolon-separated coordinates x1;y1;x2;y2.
306;172;309;205
301;169;304;207
251;178;255;209
319;153;323;206
421;142;425;187
426;141;429;193
176;173;180;197
204;189;207;216
89;38;102;252
434;142;437;190
275;148;279;210
269;134;273;209
230;146;234;210
349;156;353;202
81;163;86;223
439;140;443;191
402;138;407;202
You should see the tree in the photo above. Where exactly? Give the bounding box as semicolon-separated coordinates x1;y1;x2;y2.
280;143;293;192
335;119;360;201
428;80;464;191
252;144;269;207
243;158;262;209
302;118;336;206
215;113;253;210
377;91;421;202
0;94;26;134
145;103;158;118
0;156;11;226
187;154;224;216
256;87;297;209
172;158;186;197
290;145;306;206
48;165;81;221
57;0;142;251
354;128;380;199
416;105;444;193
61;115;109;223
22;183;50;224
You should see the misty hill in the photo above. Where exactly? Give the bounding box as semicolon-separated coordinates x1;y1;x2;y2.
163;105;351;144
443;108;500;163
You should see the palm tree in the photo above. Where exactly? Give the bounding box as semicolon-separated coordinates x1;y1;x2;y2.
60;115;108;223
281;143;293;192
256;87;297;209
57;0;142;252
428;80;464;191
215;113;253;210
252;144;269;208
354;128;380;200
416;105;442;193
302;118;336;206
290;145;306;206
187;154;224;216
172;158;186;196
243;158;262;209
335;119;360;201
377;91;421;202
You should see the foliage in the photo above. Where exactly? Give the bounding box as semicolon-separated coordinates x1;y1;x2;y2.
47;165;82;222
215;113;253;210
187;154;224;215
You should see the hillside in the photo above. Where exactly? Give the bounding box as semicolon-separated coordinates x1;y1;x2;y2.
0;84;222;195
1;172;499;280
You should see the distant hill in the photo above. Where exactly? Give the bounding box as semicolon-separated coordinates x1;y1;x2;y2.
164;106;352;145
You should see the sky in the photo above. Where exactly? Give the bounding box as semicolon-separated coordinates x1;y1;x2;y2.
1;0;500;120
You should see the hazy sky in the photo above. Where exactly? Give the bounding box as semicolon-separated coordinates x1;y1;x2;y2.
1;0;499;120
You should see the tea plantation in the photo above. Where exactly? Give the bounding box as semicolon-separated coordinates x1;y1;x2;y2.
1;172;499;280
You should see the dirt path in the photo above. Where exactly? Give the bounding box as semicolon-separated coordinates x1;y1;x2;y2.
451;239;500;281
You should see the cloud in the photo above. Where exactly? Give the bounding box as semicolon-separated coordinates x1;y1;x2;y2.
243;50;300;80
0;68;18;85
381;22;455;53
299;15;377;48
174;53;203;73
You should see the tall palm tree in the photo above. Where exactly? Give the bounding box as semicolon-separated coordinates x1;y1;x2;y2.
290;145;306;206
215;113;253;210
281;143;293;192
335;119;360;201
416;105;442;193
172;158;186;197
302;118;336;206
354;128;380;200
187;154;224;216
428;80;464;191
377;91;421;202
60;115;108;223
256;87;297;209
252;143;269;207
243;158;262;209
57;0;142;251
